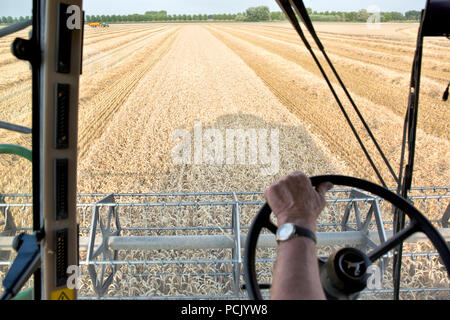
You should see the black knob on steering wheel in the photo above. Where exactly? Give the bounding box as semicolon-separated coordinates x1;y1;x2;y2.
244;175;450;300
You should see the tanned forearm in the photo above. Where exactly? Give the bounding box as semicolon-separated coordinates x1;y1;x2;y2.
270;237;325;300
264;172;332;300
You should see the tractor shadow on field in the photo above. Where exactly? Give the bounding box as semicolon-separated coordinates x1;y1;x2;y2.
158;112;348;193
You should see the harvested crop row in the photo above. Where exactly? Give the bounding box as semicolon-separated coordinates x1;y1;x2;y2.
259;24;450;67
0;25;165;87
212;25;449;141
207;26;449;189
0;25;171;128
254;23;450;69
219;25;448;96
233;25;450;83
0;24;155;64
82;26;170;70
262;22;449;48
0;26;180;193
77;25;347;194
83;24;161;43
77;26;181;159
82;26;168;61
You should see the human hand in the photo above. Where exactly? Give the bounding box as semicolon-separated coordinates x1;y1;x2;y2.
264;172;333;232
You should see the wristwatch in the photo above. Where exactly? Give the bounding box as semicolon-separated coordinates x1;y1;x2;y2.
276;223;317;244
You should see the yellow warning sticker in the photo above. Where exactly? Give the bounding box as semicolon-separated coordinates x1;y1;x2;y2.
50;288;75;300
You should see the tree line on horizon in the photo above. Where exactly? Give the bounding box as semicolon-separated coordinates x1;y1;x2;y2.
0;6;422;24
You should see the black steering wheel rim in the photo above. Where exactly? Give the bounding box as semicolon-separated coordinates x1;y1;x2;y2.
244;175;450;300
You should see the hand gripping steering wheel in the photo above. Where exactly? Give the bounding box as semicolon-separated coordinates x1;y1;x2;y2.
244;175;450;300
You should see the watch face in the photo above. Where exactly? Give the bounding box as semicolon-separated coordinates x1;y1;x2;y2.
277;223;295;241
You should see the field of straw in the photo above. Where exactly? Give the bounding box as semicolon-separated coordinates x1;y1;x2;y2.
0;22;449;299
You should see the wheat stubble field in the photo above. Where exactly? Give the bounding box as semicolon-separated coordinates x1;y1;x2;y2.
1;23;449;194
0;22;449;299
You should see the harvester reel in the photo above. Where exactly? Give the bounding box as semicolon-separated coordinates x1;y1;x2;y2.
87;194;121;297
244;175;450;300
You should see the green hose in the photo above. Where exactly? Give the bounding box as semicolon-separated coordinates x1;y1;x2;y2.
0;144;32;300
12;288;34;300
0;144;32;162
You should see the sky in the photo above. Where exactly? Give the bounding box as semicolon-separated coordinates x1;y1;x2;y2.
1;0;427;17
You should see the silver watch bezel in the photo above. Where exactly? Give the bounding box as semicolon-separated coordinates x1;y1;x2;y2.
276;223;297;242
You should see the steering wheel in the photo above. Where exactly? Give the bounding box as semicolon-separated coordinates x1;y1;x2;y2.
244;175;450;300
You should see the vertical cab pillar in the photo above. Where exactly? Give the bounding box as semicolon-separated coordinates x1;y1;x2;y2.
40;0;83;300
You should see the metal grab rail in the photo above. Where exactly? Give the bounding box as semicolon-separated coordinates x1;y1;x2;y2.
3;229;449;251
106;228;450;250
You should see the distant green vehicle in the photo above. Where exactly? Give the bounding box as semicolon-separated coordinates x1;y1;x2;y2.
101;22;109;27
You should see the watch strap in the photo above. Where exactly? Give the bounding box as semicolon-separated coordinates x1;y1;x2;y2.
293;225;317;244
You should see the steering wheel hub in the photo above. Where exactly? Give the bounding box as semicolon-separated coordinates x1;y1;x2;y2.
320;247;371;299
